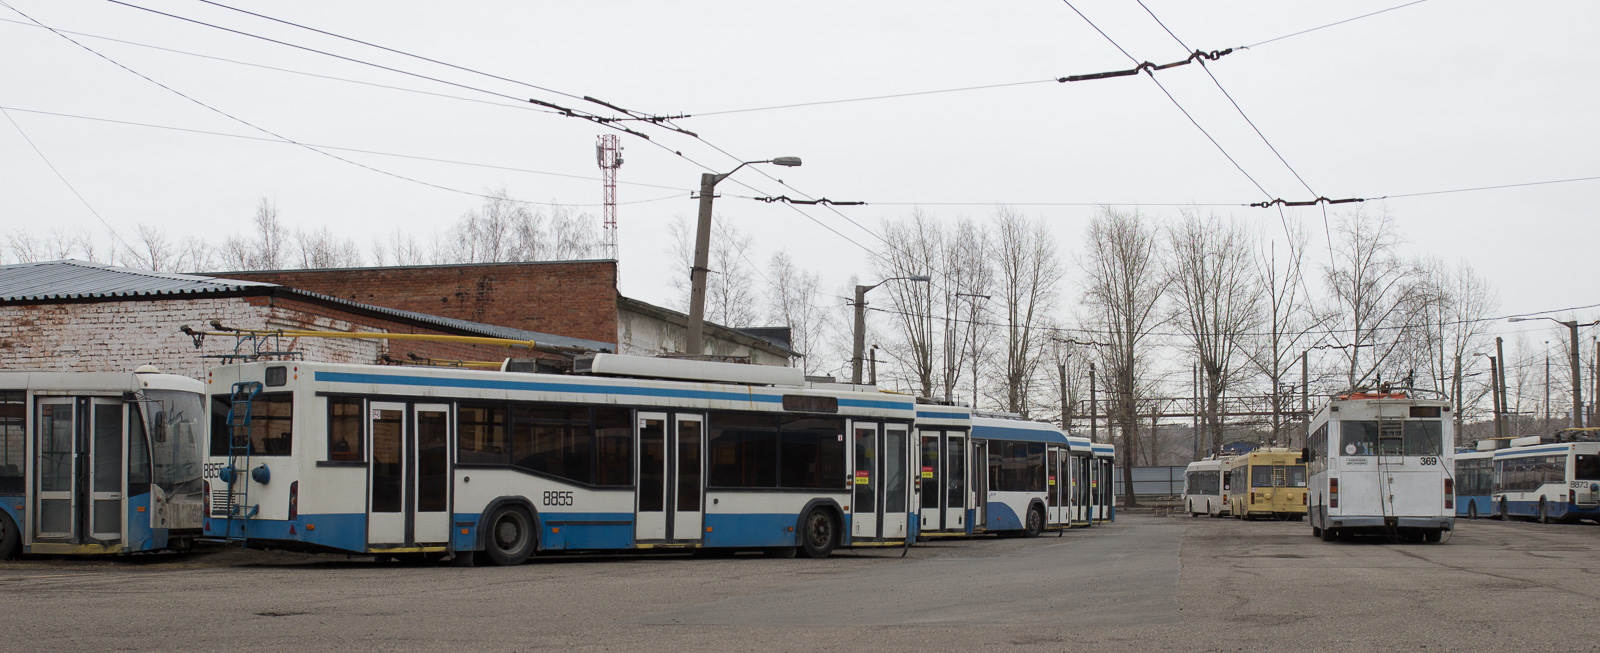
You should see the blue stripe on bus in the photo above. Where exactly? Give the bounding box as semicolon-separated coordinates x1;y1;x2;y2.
971;425;1068;444
987;501;1023;531
1492;444;1577;457
313;371;915;412
204;513;369;554
916;410;970;419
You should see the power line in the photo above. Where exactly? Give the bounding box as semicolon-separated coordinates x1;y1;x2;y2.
1241;0;1433;50
687;79;1058;117
101;0;653;140
0;104;696;195
0;17;564;118
3;3;654;210
1378;175;1600;201
0;107;135;255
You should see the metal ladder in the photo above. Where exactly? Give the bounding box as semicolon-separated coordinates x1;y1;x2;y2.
222;381;263;547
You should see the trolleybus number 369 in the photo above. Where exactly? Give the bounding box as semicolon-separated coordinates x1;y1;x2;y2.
1419;456;1438;466
542;491;575;506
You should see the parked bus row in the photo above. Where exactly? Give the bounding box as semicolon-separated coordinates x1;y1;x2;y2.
1453;429;1600;524
0;356;1115;562
1182;448;1307;520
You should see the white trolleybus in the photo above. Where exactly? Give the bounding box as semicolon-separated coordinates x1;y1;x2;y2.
1183;456;1230;517
1490;430;1600;523
1305;390;1455;543
1;368;206;558
201;355;920;564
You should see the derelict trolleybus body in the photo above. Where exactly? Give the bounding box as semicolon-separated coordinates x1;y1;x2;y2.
201;355;920;563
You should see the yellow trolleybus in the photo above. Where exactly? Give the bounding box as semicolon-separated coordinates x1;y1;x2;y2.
1224;447;1307;520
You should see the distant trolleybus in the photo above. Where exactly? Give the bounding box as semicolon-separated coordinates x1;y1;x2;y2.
1;368;205;558
1491;432;1600;523
202;355;920;564
1223;448;1307;520
1306;391;1454;542
1183;457;1228;517
1453;448;1494;519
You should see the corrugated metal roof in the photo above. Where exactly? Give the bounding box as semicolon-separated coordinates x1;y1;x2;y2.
0;260;272;301
0;260;613;352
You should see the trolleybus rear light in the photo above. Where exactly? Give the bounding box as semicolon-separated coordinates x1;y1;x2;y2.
203;480;210;516
1445;479;1453;510
1330;478;1339;509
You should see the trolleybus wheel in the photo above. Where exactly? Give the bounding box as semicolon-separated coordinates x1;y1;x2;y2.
1538;498;1549;524
1023;505;1045;538
1468;503;1477;520
800;508;837;559
483;505;535;566
0;510;18;560
1311;526;1322;538
763;547;798;558
1321;527;1337;542
1498;498;1508;521
1423;529;1442;543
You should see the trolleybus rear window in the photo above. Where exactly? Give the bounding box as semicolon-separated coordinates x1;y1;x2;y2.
1577;454;1600;481
209;393;293;456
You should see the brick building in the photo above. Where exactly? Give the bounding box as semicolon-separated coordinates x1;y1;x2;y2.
0;261;610;379
223;260;793;365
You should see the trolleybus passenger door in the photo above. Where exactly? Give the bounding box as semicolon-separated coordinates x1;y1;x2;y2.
972;440;987;532
34;398;78;543
852;422;878;539
635;412;668;541
919;431;940;531
882;425;909;540
944;432;965;532
412;404;451;546
671;414;704;542
87;399;124;544
368;402;406;546
33;398;125;548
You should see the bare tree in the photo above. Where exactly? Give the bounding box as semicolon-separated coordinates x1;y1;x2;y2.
120;223;177;271
875;210;941;397
220;198;289;270
944;216;995;406
1247;221;1322;446
994;206;1063;415
1167;211;1263;455
667;213;759;328
1323;207;1429;388
766;250;831;373
549;205;598;260
294;226;364;269
1409;259;1499;433
434;189;544;263
6;230;44;263
1080;207;1164;507
371;229;428;267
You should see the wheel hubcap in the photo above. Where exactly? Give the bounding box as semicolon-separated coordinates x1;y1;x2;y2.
808;515;829;547
496;518;521;549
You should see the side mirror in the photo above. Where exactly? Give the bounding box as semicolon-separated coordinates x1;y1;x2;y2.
153;411;168;444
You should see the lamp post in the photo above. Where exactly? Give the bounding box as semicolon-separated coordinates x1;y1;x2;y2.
1508;317;1600;428
850;275;930;384
684;156;802;354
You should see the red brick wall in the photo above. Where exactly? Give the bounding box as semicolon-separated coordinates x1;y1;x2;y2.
224;262;619;345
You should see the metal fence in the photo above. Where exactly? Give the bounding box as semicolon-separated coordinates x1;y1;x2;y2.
1113;465;1185;498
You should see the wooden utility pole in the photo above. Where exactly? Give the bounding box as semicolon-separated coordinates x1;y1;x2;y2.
1089;362;1098;444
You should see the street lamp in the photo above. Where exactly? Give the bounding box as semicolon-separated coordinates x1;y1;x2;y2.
684;157;802;353
1508;316;1600;427
851;275;930;384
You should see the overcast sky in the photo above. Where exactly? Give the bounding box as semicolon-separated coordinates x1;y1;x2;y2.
4;0;1598;359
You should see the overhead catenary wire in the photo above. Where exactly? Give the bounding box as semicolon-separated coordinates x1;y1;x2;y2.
1241;0;1433;50
0;107;136;255
4;3;649;210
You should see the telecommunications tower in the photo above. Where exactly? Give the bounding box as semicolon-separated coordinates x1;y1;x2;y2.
596;134;623;262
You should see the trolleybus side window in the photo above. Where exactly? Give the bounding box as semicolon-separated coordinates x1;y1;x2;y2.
457;402;507;465
1402;420;1443;456
128;408;151;495
708;413;779;488
0;391;21;494
512;405;594;485
1577;454;1600;481
594;408;633;486
1340;421;1379;456
209;393;293;456
778;416;846;489
327;397;366;462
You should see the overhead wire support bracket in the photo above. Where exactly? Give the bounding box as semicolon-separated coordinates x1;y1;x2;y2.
752;195;867;206
1058;48;1234;83
1249;196;1365;209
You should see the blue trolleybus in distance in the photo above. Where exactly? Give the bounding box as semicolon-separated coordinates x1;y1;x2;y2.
202;355;920;564
1453;448;1494;519
1;368;206;558
1491;431;1600;523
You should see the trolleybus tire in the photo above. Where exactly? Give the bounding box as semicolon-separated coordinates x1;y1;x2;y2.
1468;503;1477;520
482;505;535;566
1539;498;1549;524
1024;505;1045;538
1311;526;1321;538
799;508;837;559
0;510;17;560
1423;529;1442;543
1321;527;1337;542
1498;498;1508;520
